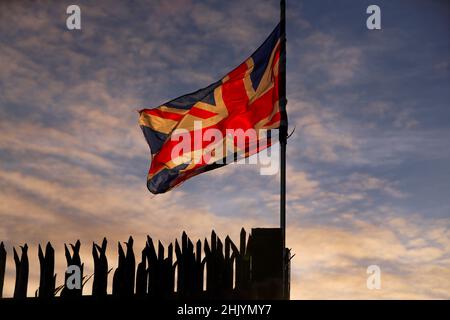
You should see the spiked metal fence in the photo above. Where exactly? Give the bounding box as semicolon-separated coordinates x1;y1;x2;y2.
0;228;290;300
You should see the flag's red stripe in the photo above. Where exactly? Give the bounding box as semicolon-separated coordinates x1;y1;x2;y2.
188;106;218;119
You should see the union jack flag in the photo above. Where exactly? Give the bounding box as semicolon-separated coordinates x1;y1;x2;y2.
139;24;282;194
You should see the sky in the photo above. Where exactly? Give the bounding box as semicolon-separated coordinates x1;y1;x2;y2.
0;0;449;299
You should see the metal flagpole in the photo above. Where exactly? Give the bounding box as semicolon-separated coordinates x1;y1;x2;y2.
279;0;288;299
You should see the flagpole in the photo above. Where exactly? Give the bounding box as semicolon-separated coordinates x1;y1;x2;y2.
279;0;288;298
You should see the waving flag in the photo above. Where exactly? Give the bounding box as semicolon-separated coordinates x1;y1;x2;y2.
139;23;282;194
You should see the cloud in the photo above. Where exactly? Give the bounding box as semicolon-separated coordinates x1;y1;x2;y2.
363;101;420;130
288;213;450;299
0;161;268;297
1;166;449;299
344;173;407;199
287;166;319;201
289;99;360;164
289;30;363;91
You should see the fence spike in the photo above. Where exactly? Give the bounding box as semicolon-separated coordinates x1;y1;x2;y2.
127;236;134;247
64;244;70;263
240;228;246;256
167;243;173;264
196;240;202;264
38;244;44;261
217;238;224;259
92;238;108;297
204;238;211;257
135;245;147;296
158;241;164;262
182;232;188;253
0;242;6;298
101;237;107;251
93;242;99;261
225;236;231;260
38;242;55;298
147;236;157;262
187;239;194;255
175;239;182;259
118;242;125;259
124;237;135;296
13;244;28;299
211;230;217;252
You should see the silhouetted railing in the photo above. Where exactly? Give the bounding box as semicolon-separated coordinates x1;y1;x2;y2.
0;228;290;300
